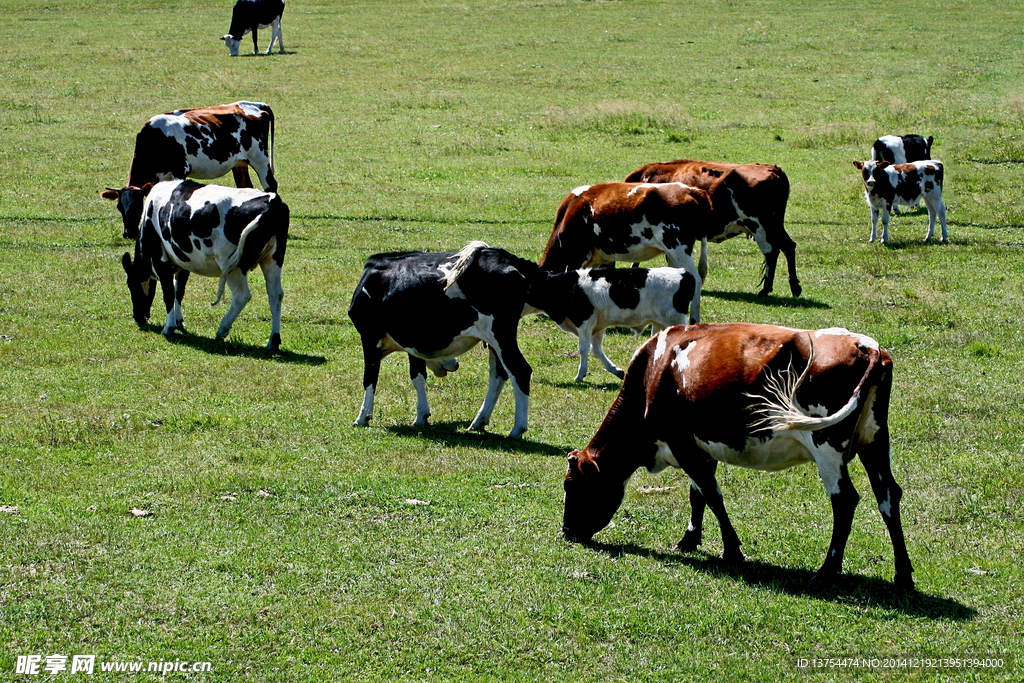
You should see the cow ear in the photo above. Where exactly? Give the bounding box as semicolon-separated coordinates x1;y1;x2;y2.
140;183;154;196
101;189;119;200
121;252;133;275
853;161;864;170
877;161;890;169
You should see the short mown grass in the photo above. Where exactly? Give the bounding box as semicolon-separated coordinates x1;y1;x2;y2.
1;0;1023;680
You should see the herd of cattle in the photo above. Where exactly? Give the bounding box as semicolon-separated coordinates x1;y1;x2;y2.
101;100;932;590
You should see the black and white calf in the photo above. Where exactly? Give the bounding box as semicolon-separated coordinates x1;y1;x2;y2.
120;180;288;349
348;242;539;438
222;0;285;56
871;135;933;165
853;160;947;244
528;266;701;381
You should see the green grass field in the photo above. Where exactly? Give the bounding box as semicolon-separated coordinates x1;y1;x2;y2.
2;0;1023;680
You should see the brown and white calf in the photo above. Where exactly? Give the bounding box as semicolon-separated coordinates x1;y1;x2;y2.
539;181;711;276
120;180;288;350
562;323;914;589
101;101;277;239
853;160;947;244
527;266;700;381
625;160;800;297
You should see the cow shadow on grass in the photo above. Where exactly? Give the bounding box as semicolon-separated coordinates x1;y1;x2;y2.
701;290;831;309
158;328;327;365
385;422;570;457
587;542;976;621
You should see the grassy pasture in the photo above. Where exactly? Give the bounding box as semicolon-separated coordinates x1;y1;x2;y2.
1;0;1023;680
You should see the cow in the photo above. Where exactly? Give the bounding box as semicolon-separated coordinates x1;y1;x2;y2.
871;135;934;214
526;266;700;381
120;180;288;351
871;135;933;165
222;0;285;56
539;181;711;277
624;160;800;298
101;101;277;240
348;241;540;438
853;160;947;244
561;322;914;590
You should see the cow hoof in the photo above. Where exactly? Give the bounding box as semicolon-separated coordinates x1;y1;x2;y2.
613;369;625;380
573;375;586;383
162;328;177;338
790;282;802;297
216;330;229;340
266;333;281;351
756;287;772;298
354;417;370;427
894;574;915;591
507;427;526;439
467;422;487;433
414;416;430;428
722;548;745;564
676;536;701;552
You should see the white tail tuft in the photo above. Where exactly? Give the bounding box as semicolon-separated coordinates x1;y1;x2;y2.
440;241;489;291
746;336;862;433
212;216;264;306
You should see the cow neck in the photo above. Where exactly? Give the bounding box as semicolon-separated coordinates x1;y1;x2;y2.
582;390;648;483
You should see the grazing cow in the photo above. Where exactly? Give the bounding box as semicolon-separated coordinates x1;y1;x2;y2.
625;160;800;297
222;0;285;56
348;241;539;438
871;135;933;165
562;323;914;590
101;101;277;239
853;160;947;244
539;181;711;276
527;266;700;381
120;180;288;350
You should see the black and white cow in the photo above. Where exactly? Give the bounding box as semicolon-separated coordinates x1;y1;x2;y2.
102;102;277;240
871;135;933;165
871;135;934;214
853;160;947;244
120;180;288;350
527;266;700;381
222;0;285;56
348;241;539;438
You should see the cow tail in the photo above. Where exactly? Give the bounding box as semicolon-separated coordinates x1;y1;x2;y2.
747;335;881;433
441;240;489;291
212;217;264;305
268;107;275;174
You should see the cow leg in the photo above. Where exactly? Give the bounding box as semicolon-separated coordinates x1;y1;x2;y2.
260;259;284;350
677;461;717;551
215;269;252;340
937;200;948;243
758;248;780;298
680;457;743;562
251;28;259;55
249;156;276;193
270;17;284;53
409;356;431;427
468;345;508;433
698;237;709;281
354;336;383;427
859;434;915;590
813;459;860;585
590;328;624;379
880;204;892;244
869;206;880;243
783;240;801;297
489;328;532;438
173;271;189;329
158;269;179;337
574;323;593;382
232;165;253;189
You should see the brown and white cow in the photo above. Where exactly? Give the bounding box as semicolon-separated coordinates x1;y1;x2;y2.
561;323;914;590
624;160;800;297
853;160;947;244
539;182;711;278
101;101;277;240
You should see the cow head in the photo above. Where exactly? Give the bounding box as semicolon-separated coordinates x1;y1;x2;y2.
121;252;156;326
853;160;889;191
562;449;626;543
101;183;153;239
221;34;242;56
